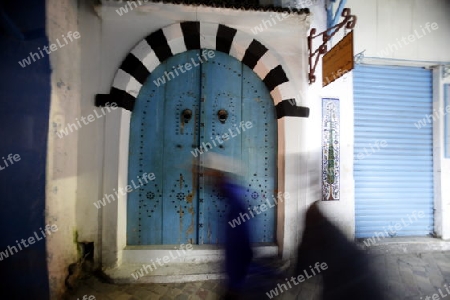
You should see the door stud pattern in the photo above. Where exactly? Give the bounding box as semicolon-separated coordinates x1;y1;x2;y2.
127;50;276;245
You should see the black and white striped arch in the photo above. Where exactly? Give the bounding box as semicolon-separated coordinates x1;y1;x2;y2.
96;22;309;119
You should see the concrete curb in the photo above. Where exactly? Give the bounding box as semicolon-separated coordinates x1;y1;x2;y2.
357;237;450;255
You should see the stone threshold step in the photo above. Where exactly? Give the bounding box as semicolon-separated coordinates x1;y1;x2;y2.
104;256;289;284
104;261;225;283
357;237;450;254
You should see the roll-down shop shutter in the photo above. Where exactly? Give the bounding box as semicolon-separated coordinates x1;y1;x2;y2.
354;64;434;238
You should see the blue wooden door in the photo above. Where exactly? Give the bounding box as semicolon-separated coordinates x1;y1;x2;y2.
127;50;277;245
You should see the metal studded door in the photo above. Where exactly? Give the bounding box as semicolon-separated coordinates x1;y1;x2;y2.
127;50;201;245
127;49;277;245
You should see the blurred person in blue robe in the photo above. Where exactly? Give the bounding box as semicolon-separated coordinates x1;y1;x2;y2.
201;153;253;299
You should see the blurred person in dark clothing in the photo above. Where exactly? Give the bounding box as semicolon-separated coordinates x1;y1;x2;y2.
201;153;253;299
296;201;384;300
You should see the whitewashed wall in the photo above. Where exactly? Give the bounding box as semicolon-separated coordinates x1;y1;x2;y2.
72;0;450;275
433;67;450;240
45;0;450;294
75;1;311;267
348;0;450;239
77;0;103;266
348;0;450;64
46;0;80;298
308;0;450;239
304;0;356;236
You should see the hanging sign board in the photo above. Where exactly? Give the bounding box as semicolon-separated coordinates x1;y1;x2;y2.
322;31;354;87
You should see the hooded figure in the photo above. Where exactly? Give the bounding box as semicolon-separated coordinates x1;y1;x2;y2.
296;201;384;300
201;153;253;298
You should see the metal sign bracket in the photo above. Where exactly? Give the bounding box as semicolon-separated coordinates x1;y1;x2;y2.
308;8;357;84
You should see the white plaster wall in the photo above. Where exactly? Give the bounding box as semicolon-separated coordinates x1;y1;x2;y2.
95;3;309;105
434;67;450;240
46;0;80;298
77;0;104;267
442;70;450;239
75;1;450;267
307;0;450;239
45;0;450;290
347;0;450;239
347;0;450;64
75;1;311;265
303;0;356;237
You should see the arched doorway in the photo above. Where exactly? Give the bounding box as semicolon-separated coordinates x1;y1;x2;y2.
127;49;277;245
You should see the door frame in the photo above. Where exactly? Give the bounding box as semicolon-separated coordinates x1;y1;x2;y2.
99;22;310;268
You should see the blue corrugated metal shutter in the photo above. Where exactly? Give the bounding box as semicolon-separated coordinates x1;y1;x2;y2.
354;65;434;238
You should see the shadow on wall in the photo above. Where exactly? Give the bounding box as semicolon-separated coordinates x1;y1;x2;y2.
284;150;323;202
0;1;51;299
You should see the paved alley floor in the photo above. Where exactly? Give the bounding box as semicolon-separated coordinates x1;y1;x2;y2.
64;251;450;300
